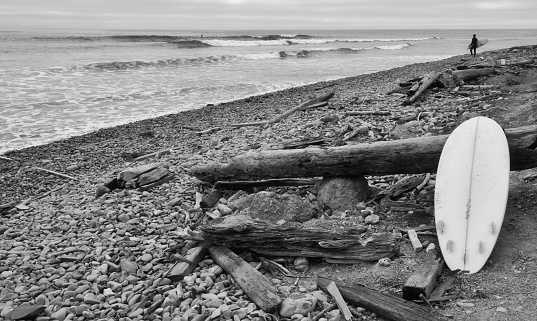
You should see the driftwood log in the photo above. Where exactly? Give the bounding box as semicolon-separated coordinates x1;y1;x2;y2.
208;246;282;312
196;215;398;261
317;277;450;321
452;68;497;81
189;125;537;183
404;71;442;105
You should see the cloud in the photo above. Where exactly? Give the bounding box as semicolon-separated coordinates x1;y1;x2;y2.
0;0;536;29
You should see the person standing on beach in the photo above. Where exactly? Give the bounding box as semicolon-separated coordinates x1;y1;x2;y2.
469;34;478;57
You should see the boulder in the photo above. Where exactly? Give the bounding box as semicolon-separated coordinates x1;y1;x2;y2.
229;191;316;223
317;176;369;211
11;304;46;320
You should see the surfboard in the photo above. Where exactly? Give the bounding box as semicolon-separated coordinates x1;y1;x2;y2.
468;38;489;49
434;116;509;274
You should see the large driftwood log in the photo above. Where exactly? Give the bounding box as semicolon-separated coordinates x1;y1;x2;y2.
452;68;496;81
208;246;282;312
189;125;537;183
196;215;398;261
317;277;450;321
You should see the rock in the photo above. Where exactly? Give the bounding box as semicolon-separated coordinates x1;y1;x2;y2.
50;307;68;321
118;163;164;182
317;176;370;211
137;167;169;186
11;305;46;320
66;164;79;171
95;185;111;198
294;257;309;272
364;214;380;224
231;191;316;223
279;293;318;318
391;120;424;139
119;259;138;274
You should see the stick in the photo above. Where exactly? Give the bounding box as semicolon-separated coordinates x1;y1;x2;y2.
345;111;390;116
0;155;14;161
327;281;353;321
196;127;221;135
32;167;77;181
311;302;338;321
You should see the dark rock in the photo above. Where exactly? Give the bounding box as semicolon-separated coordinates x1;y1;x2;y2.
230;191;316;223
317;176;370;211
137;167;169;186
11;304;46;320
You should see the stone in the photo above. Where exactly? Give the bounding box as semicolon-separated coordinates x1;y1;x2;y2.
279;294;317;318
83;293;102;305
95;185;111;198
364;214;380;224
118;163;164;182
50;307;68;321
317;176;370;211
119;259;138;274
11;305;46;320
231;191;316;223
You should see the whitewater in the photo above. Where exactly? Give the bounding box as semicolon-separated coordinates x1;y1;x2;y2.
1;29;536;154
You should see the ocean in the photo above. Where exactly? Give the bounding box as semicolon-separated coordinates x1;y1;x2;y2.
1;29;536;154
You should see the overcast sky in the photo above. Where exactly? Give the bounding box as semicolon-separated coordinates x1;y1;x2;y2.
1;0;536;30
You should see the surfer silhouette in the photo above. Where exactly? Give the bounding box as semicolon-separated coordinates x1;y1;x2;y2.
470;34;478;57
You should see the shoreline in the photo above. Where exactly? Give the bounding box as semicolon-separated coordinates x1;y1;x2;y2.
1;44;536;320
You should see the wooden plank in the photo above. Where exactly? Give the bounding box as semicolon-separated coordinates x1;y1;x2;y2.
402;251;444;300
167;245;207;282
407;230;423;252
208;246;282;312
317;277;450;321
327;282;353;321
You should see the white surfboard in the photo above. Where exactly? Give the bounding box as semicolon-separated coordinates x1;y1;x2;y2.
468;38;489;49
435;116;509;274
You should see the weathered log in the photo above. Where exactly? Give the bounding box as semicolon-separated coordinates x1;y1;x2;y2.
196;215;398;261
137;167;169;186
404;71;442;105
138;174;175;191
208;246;282;312
452;68;496;81
317;277;450;321
214;178;321;190
189;125;537;183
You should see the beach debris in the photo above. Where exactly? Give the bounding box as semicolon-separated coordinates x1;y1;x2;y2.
404;71;442;105
402;249;444;300
280;293;318;318
208;246;282;312
407;229;423;252
230;92;334;128
95;162;174;197
33;166;77;180
168;245;207;282
317;277;450;321
327;281;353;321
197;214;398;261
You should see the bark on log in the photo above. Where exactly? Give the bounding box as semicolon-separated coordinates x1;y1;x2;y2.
404;71;442;105
317;277;450;321
189;125;537;183
208;246;282;312
196;215;398;261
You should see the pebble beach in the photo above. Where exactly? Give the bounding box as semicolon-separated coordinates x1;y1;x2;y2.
0;45;535;321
